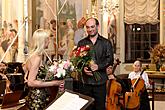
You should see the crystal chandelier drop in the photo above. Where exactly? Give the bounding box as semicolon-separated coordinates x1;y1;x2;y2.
99;0;119;14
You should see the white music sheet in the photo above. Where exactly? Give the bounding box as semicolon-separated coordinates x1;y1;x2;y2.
46;91;88;110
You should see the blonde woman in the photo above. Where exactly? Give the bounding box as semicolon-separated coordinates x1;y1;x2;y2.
22;29;64;109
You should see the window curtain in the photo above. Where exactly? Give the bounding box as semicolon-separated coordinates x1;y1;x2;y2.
124;0;159;24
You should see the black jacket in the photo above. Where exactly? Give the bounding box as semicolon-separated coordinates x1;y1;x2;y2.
77;34;114;85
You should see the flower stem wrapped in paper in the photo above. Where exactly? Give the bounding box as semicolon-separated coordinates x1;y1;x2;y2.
88;60;102;81
70;45;101;82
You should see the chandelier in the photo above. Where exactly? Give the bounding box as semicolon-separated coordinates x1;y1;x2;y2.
99;0;119;14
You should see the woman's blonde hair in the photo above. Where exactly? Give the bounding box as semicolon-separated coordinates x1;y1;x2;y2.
31;29;51;55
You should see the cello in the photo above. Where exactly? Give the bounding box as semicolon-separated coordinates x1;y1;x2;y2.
106;58;122;110
125;68;146;110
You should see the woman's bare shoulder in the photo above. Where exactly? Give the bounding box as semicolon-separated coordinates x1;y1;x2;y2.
23;54;41;69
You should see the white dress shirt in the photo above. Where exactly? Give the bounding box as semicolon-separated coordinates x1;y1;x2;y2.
128;71;150;88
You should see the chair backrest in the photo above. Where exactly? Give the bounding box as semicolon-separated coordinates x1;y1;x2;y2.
1;90;23;109
147;79;155;110
0;80;6;96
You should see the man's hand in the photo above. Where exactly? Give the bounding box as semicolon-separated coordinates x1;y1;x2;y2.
84;67;93;76
90;63;98;71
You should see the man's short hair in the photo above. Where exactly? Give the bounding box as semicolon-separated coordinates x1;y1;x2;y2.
94;18;99;26
86;18;99;26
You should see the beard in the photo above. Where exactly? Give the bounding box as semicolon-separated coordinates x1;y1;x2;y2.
89;32;98;37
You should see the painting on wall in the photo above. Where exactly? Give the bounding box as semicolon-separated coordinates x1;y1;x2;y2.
33;0;84;60
57;0;83;40
57;0;84;59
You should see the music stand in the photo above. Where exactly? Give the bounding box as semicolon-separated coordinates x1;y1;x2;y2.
46;89;95;110
117;78;132;110
120;78;132;92
6;62;24;74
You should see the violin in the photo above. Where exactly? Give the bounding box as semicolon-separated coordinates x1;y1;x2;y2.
125;69;146;110
106;58;121;110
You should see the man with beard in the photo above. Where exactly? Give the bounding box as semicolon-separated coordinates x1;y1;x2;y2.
77;18;114;110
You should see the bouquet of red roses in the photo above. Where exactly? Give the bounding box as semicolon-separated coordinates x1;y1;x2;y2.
70;45;101;82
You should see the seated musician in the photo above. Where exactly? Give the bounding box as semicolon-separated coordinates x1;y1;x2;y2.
106;66;115;79
128;60;150;110
0;62;8;80
0;63;7;77
0;62;12;93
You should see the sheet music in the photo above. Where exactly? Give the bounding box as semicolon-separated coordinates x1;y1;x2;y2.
46;91;88;110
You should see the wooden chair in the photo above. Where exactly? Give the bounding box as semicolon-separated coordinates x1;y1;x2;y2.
0;80;6;102
147;79;155;110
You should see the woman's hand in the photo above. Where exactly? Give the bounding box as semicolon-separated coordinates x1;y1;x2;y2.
52;80;64;86
59;81;65;92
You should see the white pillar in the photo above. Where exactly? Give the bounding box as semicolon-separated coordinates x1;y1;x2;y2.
2;0;7;25
16;0;25;62
2;0;13;24
27;0;33;53
7;0;12;23
160;0;164;44
101;0;108;38
119;0;126;74
102;12;108;38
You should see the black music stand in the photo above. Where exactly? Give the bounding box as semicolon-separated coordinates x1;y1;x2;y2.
120;78;132;92
118;78;132;110
6;62;24;74
5;62;25;92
